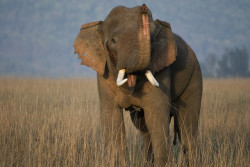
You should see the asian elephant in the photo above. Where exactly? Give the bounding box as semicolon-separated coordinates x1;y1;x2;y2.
73;4;202;167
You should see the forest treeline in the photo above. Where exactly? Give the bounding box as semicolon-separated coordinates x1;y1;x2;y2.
201;47;249;77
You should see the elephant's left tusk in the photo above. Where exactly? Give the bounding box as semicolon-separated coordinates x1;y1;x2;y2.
117;78;128;87
145;70;159;87
116;69;128;86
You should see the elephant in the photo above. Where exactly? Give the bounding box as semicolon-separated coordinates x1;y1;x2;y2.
73;4;202;166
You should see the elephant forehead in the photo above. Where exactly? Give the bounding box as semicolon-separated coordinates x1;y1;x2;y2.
103;9;139;32
106;6;140;19
103;5;154;35
104;20;138;35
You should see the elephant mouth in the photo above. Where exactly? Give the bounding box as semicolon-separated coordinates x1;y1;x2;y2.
127;74;137;92
116;69;159;92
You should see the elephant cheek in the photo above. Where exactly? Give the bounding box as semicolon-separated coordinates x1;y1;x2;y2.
127;74;137;92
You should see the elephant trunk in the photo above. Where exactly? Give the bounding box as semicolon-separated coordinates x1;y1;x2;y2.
116;5;160;90
126;4;151;73
136;4;151;71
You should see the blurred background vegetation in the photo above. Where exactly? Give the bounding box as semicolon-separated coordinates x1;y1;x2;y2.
0;0;249;77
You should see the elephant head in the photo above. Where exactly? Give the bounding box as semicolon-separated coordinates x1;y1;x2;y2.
74;4;177;90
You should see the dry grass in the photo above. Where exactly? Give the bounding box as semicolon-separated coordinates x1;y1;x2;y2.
0;77;249;166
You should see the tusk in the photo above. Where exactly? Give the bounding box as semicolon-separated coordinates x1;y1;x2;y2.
145;70;159;87
116;69;128;86
117;78;128;87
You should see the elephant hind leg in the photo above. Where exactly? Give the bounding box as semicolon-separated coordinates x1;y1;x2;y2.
174;85;202;166
173;115;179;145
174;102;200;166
170;107;180;145
126;106;153;162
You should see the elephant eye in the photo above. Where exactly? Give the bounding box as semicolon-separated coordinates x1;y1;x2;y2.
111;38;116;44
150;36;154;43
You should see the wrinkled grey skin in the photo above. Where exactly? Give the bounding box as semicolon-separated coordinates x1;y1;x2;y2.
74;4;202;166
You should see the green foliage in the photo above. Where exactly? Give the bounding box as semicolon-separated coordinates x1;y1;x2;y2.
201;53;217;77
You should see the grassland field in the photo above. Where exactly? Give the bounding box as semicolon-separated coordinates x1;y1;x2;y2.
0;78;249;166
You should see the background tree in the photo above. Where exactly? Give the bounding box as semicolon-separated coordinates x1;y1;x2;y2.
216;47;249;77
203;53;217;77
229;47;249;77
217;50;231;77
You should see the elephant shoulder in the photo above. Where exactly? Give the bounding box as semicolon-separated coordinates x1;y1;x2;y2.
172;33;195;70
171;34;199;101
173;33;197;67
173;34;189;59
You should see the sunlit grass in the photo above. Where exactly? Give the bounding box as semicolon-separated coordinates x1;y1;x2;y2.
0;77;249;166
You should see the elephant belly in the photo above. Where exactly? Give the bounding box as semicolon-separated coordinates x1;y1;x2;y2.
125;105;144;117
125;105;149;132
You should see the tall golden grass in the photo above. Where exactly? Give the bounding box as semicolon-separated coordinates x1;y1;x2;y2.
0;78;249;166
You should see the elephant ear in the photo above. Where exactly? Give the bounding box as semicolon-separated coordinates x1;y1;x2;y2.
73;21;107;75
151;19;177;74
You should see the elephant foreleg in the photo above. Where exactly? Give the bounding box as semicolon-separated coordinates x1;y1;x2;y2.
140;131;154;164
98;76;127;165
143;101;171;167
128;106;153;163
100;103;127;166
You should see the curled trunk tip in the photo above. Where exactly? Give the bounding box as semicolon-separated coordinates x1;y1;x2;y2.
141;4;149;14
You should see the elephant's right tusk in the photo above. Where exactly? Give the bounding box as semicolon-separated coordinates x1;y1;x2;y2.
116;69;128;87
145;70;159;87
